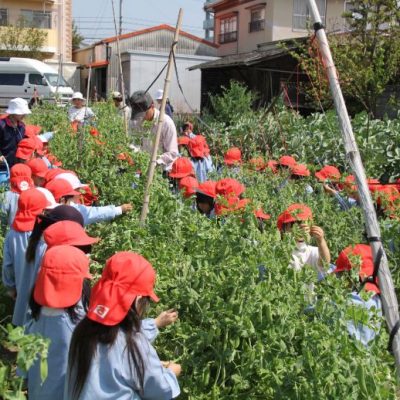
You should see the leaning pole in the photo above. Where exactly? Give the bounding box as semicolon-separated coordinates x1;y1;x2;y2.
307;0;400;376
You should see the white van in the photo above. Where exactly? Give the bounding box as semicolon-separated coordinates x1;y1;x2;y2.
0;57;74;108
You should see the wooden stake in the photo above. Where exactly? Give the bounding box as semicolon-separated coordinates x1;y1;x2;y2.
307;0;400;376
140;8;183;225
111;0;128;136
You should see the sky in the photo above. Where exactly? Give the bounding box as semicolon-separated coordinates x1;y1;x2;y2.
73;0;207;44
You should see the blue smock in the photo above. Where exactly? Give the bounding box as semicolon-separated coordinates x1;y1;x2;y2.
2;229;47;326
71;204;122;226
64;320;180;400
191;156;214;183
0;190;19;226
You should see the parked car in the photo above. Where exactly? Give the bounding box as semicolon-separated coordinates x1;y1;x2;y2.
0;57;74;109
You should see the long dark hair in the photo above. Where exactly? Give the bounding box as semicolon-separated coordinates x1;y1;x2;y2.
29;279;91;324
68;297;150;399
26;205;84;263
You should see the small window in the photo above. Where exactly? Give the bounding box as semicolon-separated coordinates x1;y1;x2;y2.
219;15;237;44
29;74;45;85
293;0;326;30
249;8;265;32
0;9;8;26
0;73;26;86
20;10;52;29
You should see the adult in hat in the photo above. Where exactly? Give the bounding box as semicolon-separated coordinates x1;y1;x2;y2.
112;91;131;125
26;245;92;400
129;90;178;172
155;89;174;118
2;188;53;326
0;98;30;167
66;252;181;399
68;92;95;126
0;163;34;227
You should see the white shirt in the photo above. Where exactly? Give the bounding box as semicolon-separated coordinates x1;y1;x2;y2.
68;106;95;123
290;242;320;272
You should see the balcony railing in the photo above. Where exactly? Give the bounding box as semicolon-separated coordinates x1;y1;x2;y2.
219;31;237;44
203;18;214;30
249;20;265;32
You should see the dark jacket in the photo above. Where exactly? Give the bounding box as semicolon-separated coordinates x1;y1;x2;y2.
0;118;26;167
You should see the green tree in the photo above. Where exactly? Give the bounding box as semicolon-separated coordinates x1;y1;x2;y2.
0;17;48;60
289;0;400;117
72;20;84;50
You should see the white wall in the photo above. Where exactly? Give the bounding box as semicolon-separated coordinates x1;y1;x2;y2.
125;51;218;113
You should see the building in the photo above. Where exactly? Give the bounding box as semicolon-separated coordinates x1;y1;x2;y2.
192;0;352;111
73;25;218;113
0;0;78;88
203;0;217;40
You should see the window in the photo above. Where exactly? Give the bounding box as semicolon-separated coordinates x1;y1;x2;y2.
219;15;237;44
29;74;45;85
0;74;25;86
249;7;265;32
293;0;326;30
0;9;7;26
20;10;52;29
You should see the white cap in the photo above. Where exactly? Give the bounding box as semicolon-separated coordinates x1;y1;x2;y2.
112;91;122;99
72;92;84;100
36;187;59;209
54;172;87;189
6;98;31;115
155;89;164;100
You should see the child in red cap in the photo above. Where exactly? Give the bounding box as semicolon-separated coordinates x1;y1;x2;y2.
188;135;214;183
27;158;48;187
2;188;53;326
66;252;181;399
222;147;242;175
196;180;217;218
0;163;34;226
333;244;382;346
26;245;92;400
277;204;331;278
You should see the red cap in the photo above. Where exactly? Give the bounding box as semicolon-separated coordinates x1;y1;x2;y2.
178;176;199;198
216;178;245;198
315;165;341;182
12;188;51;232
45;179;80;202
24;125;42;137
117;152;134;166
279;155;296;167
32;136;44;156
334;244;380;294
26;158;48;178
196;180;217;198
290;163;310;177
15;138;37;160
169;157;195;179
374;185;400;213
47;154;62;167
178;136;190;146
254;208;271;220
44;220;100;248
10;164;34;194
266;160;278;174
367;178;382;193
45;168;66;183
248;157;265;171
277;203;313;230
87;252;159;326
224;147;242;166
34;245;91;308
188;135;210;158
215;197;250;216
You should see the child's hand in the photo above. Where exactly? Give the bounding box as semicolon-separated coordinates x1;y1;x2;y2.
155;309;179;328
310;226;325;242
161;361;182;376
120;203;133;213
323;184;337;195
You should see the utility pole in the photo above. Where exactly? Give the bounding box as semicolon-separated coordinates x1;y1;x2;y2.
119;0;123;36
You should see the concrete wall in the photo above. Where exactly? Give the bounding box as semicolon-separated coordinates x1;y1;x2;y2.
124;51;218;113
0;0;72;61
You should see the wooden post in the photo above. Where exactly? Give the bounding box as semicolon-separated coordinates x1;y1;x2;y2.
111;0;128;136
139;8;183;225
307;0;400;376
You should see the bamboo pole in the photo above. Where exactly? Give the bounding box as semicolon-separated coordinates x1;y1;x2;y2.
111;0;128;136
140;8;183;225
307;0;400;376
